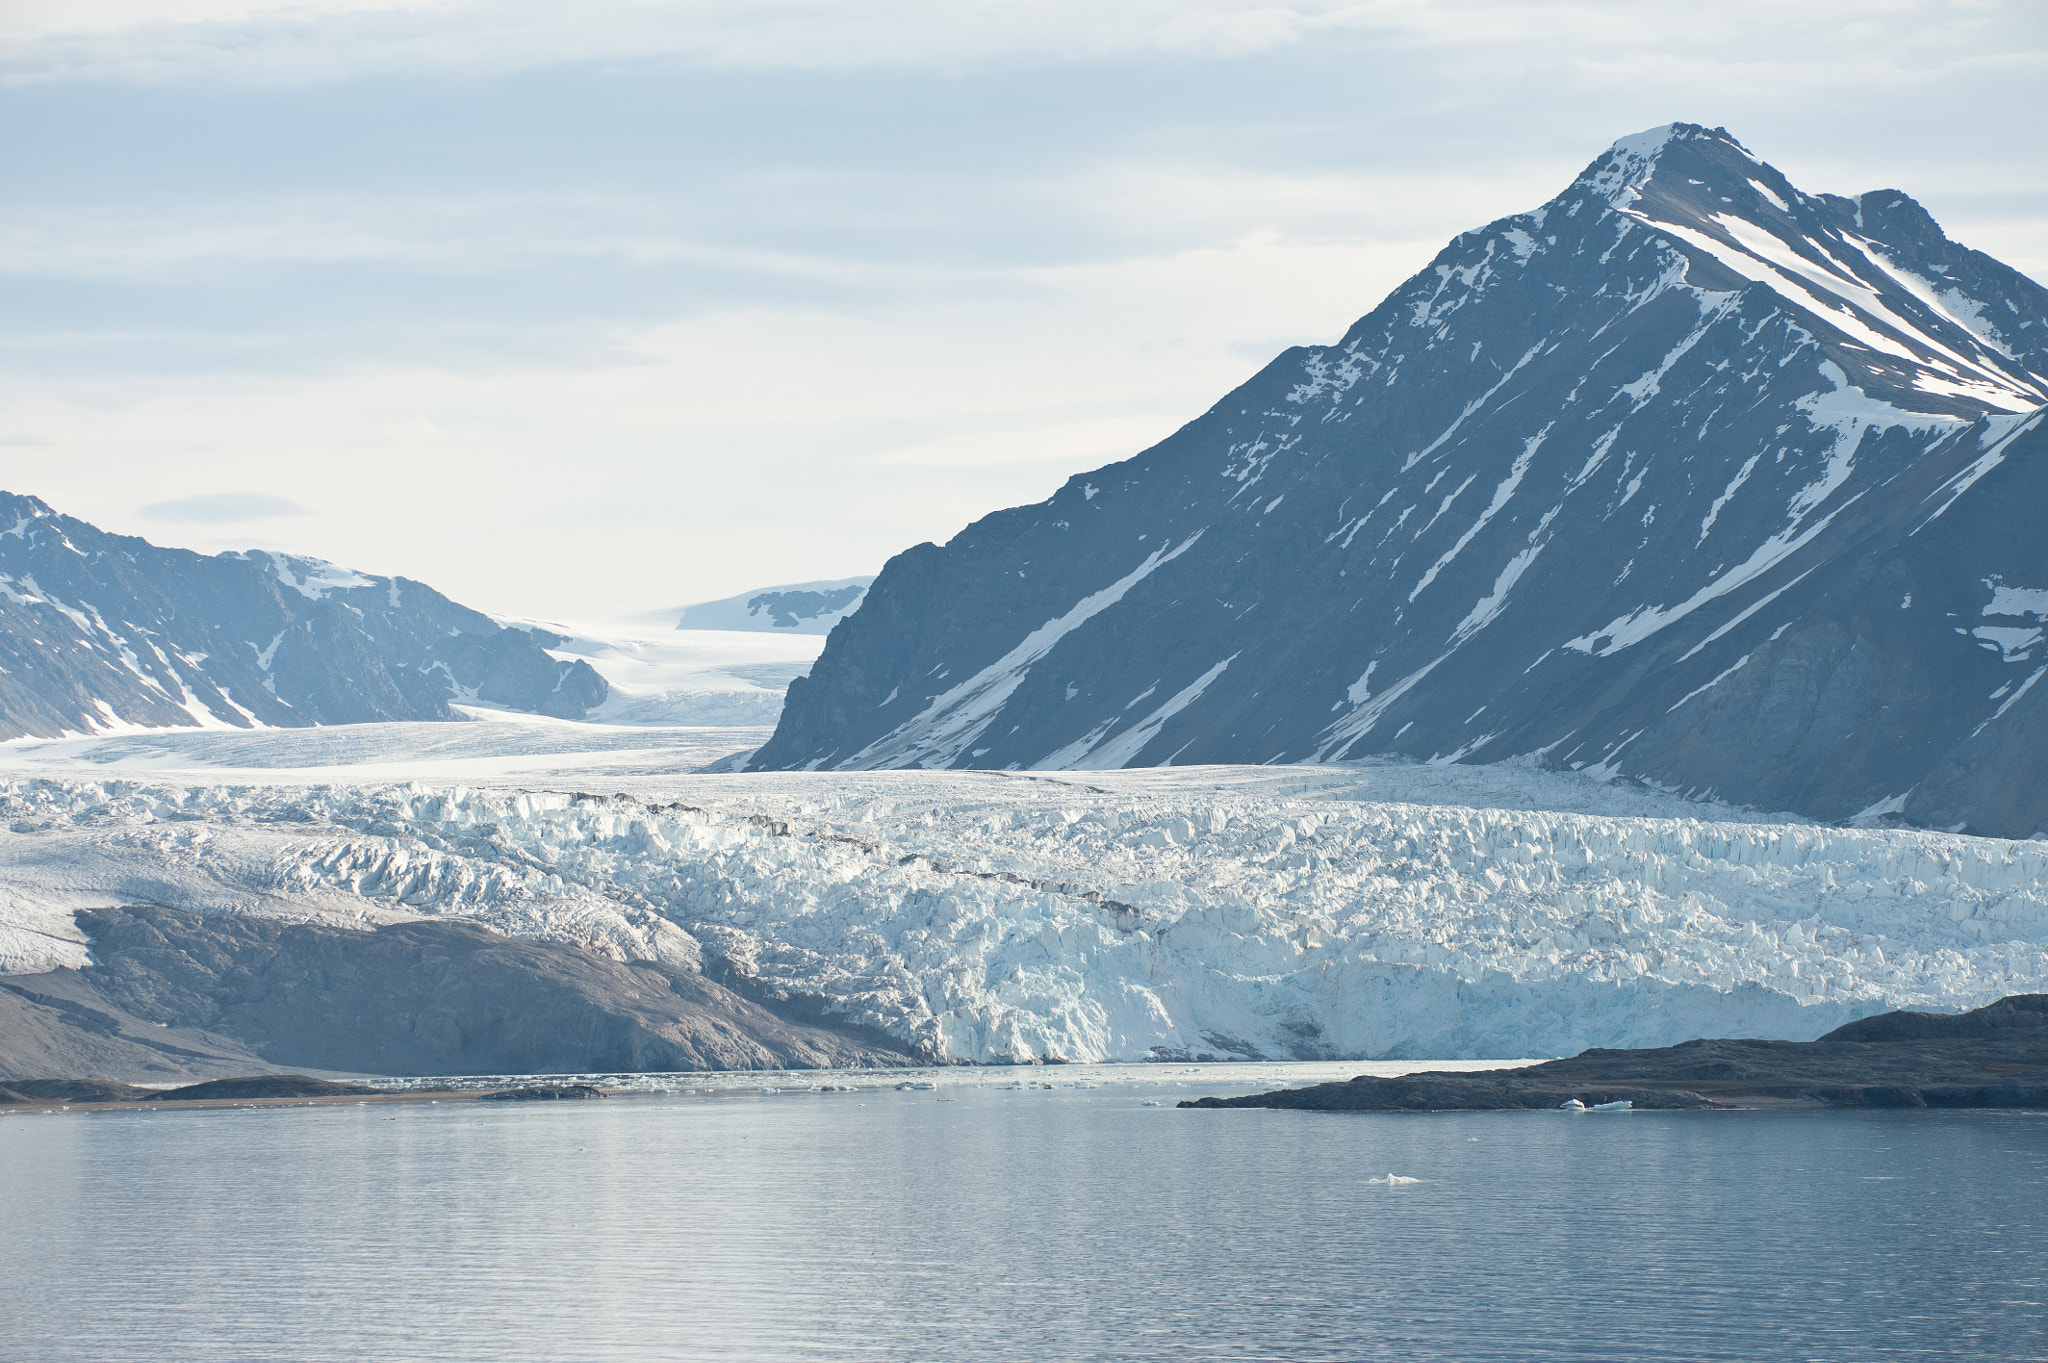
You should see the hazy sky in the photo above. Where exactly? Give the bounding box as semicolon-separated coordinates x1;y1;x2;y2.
4;1;2045;618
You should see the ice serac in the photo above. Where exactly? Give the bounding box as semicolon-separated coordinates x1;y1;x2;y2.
6;769;2046;1064
0;493;606;738
755;124;2048;836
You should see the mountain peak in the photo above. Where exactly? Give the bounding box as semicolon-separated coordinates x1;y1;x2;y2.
0;495;608;737
758;128;2048;836
1581;122;1750;209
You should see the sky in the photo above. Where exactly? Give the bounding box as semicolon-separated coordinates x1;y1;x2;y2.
3;1;2045;619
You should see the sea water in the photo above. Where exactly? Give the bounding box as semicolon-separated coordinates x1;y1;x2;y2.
4;1064;2046;1362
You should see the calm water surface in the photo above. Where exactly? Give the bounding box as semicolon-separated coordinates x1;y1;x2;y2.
5;1065;2047;1362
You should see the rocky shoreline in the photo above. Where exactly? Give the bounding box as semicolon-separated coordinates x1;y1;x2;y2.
1180;995;2048;1112
0;1073;604;1112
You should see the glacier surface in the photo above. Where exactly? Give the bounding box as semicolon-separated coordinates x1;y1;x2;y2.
2;721;2044;1062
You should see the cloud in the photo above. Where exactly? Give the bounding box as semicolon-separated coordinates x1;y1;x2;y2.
7;0;2039;90
137;491;312;521
859;414;1191;469
0;1;1399;86
5;0;2046;620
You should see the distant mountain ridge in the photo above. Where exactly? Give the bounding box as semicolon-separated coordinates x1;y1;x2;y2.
672;577;874;635
0;492;604;739
755;124;2048;837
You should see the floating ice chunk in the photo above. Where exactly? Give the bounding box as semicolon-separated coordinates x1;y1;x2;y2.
1561;1098;1587;1111
1589;1099;1633;1112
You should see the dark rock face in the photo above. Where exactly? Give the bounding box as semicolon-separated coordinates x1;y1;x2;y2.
0;907;915;1080
745;586;866;629
0;970;276;1082
756;125;2048;836
1181;994;2048;1111
0;493;606;739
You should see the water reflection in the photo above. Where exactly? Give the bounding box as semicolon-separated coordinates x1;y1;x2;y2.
5;1068;2046;1361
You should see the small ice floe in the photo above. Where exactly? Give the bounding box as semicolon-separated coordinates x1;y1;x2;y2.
1561;1099;1586;1111
1589;1099;1633;1112
1141;1100;1162;1107
896;1080;938;1091
1366;1174;1422;1185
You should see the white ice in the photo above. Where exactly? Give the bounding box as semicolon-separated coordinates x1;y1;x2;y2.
1;725;2045;1063
497;616;825;726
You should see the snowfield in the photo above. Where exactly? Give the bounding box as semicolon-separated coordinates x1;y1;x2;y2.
2;719;2045;1062
496;619;824;726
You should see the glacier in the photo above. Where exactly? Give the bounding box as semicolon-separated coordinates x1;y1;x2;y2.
2;722;2044;1063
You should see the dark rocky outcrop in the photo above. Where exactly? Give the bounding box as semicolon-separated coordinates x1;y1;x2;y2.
480;1084;608;1101
0;906;916;1081
755;125;2048;838
145;1075;380;1101
0;492;606;739
0;1078;155;1103
1180;994;2048;1111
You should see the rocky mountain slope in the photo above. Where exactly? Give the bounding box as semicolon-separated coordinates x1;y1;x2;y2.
756;124;2048;838
0;492;605;738
0;906;911;1081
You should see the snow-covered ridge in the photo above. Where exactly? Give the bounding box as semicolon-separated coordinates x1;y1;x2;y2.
0;490;607;737
5;764;2044;1062
248;552;375;601
671;577;874;635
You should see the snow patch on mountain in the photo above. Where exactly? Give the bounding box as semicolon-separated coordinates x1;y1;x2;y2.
840;533;1206;770
254;553;374;601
